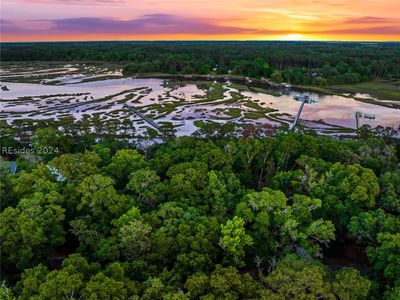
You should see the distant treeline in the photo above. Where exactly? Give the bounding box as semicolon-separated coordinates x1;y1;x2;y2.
1;41;400;85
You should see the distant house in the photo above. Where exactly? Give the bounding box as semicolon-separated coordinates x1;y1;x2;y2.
0;161;17;174
47;166;66;182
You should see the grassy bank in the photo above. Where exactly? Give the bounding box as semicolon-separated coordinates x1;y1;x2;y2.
330;80;400;101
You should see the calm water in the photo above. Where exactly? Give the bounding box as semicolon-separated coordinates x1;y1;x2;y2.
1;78;399;134
243;90;399;129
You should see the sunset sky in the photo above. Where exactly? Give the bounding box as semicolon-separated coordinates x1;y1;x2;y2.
1;0;399;42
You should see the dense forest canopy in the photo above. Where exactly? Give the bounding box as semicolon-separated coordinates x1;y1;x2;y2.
1;40;400;299
1;125;400;299
2;41;400;85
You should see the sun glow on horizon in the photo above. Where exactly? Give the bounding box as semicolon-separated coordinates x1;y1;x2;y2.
281;33;305;41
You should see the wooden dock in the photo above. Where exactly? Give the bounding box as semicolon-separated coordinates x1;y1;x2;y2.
123;103;161;131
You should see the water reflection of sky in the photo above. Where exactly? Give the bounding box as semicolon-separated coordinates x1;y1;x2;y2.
243;91;400;129
1;78;399;130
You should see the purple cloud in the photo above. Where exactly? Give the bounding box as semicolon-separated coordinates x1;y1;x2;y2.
48;14;261;35
0;19;13;25
2;14;283;37
322;26;400;35
345;16;393;24
0;19;33;34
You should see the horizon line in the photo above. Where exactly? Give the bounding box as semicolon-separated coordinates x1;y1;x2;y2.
1;39;400;44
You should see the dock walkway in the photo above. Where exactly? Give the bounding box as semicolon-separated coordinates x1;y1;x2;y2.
123;103;161;131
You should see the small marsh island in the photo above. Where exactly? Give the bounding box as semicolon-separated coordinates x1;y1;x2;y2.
1;60;399;138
